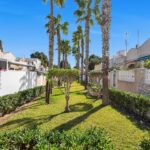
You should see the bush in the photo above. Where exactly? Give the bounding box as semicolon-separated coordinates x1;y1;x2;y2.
144;60;150;69
0;127;115;150
0;86;45;116
140;138;150;150
109;89;150;121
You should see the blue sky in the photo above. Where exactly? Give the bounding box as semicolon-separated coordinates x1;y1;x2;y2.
0;0;150;67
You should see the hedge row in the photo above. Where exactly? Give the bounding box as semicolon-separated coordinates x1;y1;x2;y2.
0;86;45;116
109;89;150;121
0;127;115;150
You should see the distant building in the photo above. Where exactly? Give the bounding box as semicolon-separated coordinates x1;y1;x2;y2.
110;50;126;69
0;40;45;72
110;38;150;69
17;58;46;72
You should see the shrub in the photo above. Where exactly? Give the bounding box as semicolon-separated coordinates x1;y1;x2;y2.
144;60;150;69
0;127;115;150
109;89;150;121
140;137;150;150
0;86;45;116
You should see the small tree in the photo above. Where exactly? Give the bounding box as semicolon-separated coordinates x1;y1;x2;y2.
47;68;79;112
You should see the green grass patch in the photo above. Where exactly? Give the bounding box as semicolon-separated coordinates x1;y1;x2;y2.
0;83;149;150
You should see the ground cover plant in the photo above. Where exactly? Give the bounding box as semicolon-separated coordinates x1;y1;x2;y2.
0;127;115;150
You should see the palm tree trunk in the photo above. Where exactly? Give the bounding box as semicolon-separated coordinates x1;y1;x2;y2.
101;0;111;105
49;0;54;68
57;28;61;86
65;53;67;68
81;36;84;82
57;28;61;68
78;41;80;82
63;53;65;68
77;42;80;69
45;0;54;104
85;13;90;89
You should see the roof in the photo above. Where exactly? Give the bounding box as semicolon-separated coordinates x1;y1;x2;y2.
0;58;35;68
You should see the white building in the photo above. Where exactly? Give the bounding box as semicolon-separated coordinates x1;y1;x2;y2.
111;38;150;69
0;41;46;96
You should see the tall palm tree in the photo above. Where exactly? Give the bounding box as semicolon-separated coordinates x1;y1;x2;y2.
77;26;84;82
46;14;69;68
74;0;94;89
60;40;71;68
95;0;111;105
43;0;65;104
72;26;84;81
72;46;79;68
72;30;80;70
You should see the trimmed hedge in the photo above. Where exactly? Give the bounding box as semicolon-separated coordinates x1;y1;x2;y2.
0;86;45;116
109;89;150;121
0;127;115;150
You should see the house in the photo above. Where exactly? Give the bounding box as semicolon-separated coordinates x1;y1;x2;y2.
17;58;46;72
0;41;35;71
111;38;150;69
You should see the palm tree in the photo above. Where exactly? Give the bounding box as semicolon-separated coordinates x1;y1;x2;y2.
74;0;94;89
72;30;80;70
72;26;84;81
43;0;65;104
46;14;69;68
77;26;84;82
95;0;111;105
72;46;78;68
60;40;71;69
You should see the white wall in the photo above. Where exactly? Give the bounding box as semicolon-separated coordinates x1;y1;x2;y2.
145;69;150;84
0;70;38;96
118;70;135;82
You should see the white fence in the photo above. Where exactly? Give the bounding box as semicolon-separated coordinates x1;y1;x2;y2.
118;70;135;82
0;70;45;96
109;68;150;96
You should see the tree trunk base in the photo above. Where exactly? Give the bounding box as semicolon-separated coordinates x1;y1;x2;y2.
45;81;50;104
65;95;70;113
64;107;70;113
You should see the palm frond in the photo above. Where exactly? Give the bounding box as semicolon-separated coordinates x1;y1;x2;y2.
90;19;94;26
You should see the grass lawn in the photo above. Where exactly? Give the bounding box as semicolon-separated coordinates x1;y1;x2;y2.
0;82;149;150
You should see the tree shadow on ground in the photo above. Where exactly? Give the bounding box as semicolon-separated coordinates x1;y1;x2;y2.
0;112;64;130
0;103;104;132
53;104;105;131
70;103;93;112
75;91;100;101
52;89;85;97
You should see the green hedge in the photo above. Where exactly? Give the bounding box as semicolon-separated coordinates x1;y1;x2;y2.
0;127;115;150
109;89;150;121
140;138;150;150
0;86;45;116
